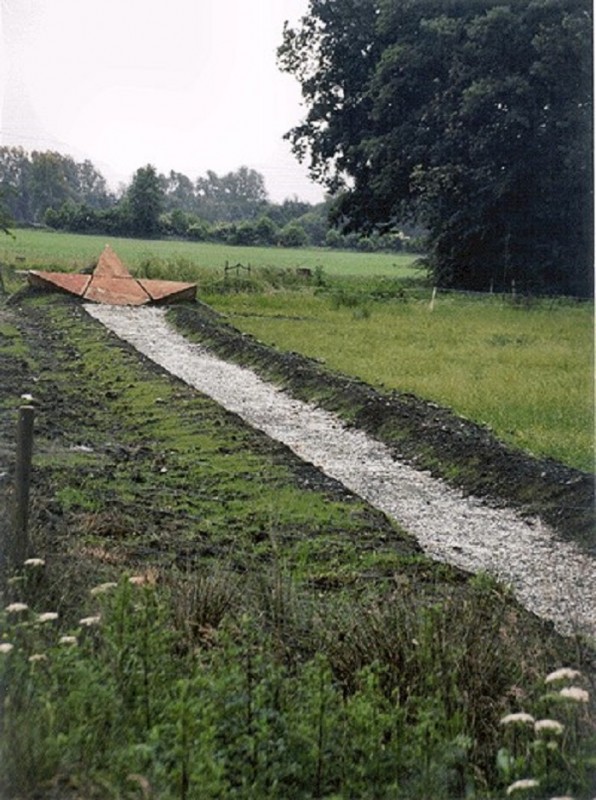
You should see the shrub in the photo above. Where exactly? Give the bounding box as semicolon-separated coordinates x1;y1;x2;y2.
279;222;308;248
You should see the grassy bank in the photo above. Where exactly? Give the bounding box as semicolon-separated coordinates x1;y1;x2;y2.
0;295;594;799
203;288;594;472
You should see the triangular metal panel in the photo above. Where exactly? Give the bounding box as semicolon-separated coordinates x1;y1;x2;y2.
139;279;197;303
28;271;91;297
93;245;134;279
84;276;152;306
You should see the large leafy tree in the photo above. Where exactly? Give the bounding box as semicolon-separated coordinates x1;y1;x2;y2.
0;147;32;221
0;147;112;223
28;151;78;220
127;164;164;237
279;0;593;294
162;170;198;214
73;159;112;209
195;166;269;221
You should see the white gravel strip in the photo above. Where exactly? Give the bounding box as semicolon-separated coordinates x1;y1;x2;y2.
85;304;596;641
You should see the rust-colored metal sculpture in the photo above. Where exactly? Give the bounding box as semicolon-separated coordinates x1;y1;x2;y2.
28;245;196;306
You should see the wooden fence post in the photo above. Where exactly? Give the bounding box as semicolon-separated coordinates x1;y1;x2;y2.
11;404;35;567
429;286;437;311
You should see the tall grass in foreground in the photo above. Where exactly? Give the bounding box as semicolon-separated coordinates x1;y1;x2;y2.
1;562;594;799
204;287;594;471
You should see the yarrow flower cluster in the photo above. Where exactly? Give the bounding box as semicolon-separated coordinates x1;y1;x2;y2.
498;665;590;798
37;612;59;623
59;636;77;646
23;558;45;568
90;582;117;596
500;712;535;726
506;778;539;795
28;653;47;663
534;719;564;735
5;602;29;614
0;643;14;654
545;667;582;684
559;686;589;704
79;615;101;627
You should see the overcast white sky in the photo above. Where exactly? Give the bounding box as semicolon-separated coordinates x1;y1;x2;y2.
0;0;325;203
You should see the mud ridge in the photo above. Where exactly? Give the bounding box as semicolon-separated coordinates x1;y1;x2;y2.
168;303;594;552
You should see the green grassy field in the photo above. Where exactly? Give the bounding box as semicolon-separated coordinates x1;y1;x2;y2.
2;229;592;471
1;237;594;798
0;228;421;278
204;289;594;472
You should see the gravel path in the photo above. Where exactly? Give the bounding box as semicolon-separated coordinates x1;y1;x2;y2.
86;304;595;641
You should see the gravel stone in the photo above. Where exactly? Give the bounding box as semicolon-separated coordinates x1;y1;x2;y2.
85;304;596;641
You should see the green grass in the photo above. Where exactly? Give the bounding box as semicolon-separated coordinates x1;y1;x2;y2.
0;228;421;278
2;229;592;470
25;298;416;588
204;289;594;472
1;296;594;799
3;575;593;800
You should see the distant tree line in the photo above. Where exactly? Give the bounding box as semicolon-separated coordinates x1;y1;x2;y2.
0;147;114;223
0;147;420;252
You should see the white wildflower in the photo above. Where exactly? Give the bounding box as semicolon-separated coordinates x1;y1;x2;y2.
128;569;157;587
90;582;118;596
559;686;589;703
534;719;564;735
23;558;45;568
549;796;575;800
79;615;101;627
507;778;540;795
59;636;77;646
28;653;47;663
0;643;14;654
5;602;29;614
545;667;582;684
37;612;59;623
500;712;535;726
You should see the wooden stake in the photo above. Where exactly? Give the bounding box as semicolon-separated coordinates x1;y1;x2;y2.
12;404;34;567
429;286;437;311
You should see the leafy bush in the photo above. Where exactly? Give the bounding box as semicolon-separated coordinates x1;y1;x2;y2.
279;221;309;248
